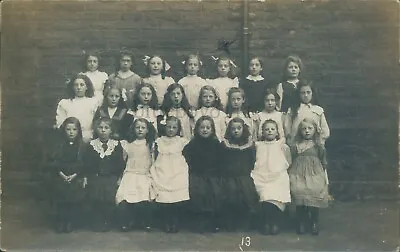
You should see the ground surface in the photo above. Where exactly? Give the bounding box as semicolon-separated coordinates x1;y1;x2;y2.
1;198;399;251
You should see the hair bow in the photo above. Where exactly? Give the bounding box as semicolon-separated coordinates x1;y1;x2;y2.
182;59;203;66
143;55;171;71
211;56;237;68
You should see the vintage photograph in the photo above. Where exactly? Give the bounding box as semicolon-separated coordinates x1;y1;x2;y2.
0;0;399;251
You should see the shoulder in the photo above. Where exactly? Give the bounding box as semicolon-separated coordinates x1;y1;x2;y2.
165;76;175;83
57;99;70;107
310;105;324;115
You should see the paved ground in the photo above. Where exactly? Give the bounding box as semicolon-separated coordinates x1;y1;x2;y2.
1;198;399;251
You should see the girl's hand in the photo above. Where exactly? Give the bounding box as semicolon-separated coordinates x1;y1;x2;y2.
82;177;88;188
67;173;77;183
59;172;68;182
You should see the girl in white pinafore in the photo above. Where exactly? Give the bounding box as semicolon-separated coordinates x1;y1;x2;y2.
251;119;291;236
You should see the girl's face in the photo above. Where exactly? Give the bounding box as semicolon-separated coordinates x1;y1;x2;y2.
165;119;179;137
106;88;121;108
65;123;79;141
120;55;132;72
186;58;200;76
300;121;316;140
299;86;313;104
170;87;183;107
138;87;153;105
149;56;163;75
230;92;244;111
217;60;230;77
249;58;262;76
96;122;112;142
264;94;276;112
134;121;148;140
287;61;300;79
198;120;213;138
86;56;99;72
73;78;87;98
262;122;278;141
201;90;216;108
230;122;243;139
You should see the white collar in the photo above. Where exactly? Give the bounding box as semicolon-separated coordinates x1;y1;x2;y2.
108;107;118;117
246;75;264;81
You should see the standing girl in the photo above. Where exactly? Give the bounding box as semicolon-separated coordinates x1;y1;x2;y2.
108;51;142;109
194;85;227;142
150;116;190;233
161;83;194;139
93;85;134;140
206;56;239;111
255;89;285;142
47;117;86;233
178;54;208;109
81;52;108;101
142;55;175;106
289;118;329;235
220;118;258;231
183;116;224;233
83;118;126;232
284;80;330;145
240;56;273;113
55;74;100;142
276;55;303;112
251;119;291;235
116;118;157;232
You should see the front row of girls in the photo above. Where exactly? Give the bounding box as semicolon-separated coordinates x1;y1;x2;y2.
49;112;329;236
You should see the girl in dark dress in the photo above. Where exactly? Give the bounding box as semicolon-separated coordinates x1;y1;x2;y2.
220;117;258;231
83;117;126;232
47;117;86;233
183;115;224;233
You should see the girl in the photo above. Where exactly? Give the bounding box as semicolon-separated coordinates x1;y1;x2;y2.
255;89;285;142
284;80;330;146
129;83;163;134
47;117;86;233
251;119;291;235
83;118;126;232
108;51;142;109
183;116;224;233
194;85;227;142
55;74;100;142
150;116;190;233
240;56;273;113
93;84;134;140
81;52;108;101
116;118;157;232
206;56;239;111
277;55;303;112
142;55;175;106
178;54;208;109
161;83;194;139
289;118;329;235
219;118;258;231
225;87;255;140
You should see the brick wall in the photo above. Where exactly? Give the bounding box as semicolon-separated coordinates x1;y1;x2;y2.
1;0;399;199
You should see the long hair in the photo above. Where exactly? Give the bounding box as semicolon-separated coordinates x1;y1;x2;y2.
161;83;193;119
197;85;223;111
224;117;251;146
193;115;217;140
225;87;250;117
101;84;127;109
126;118;157;149
145;55;167;79
66;74;94;99
163;116;182;137
82;51;101;72
282;55;303;82
214;55;237;79
294;118;323;146
60;117;83;141
263;88;280;112
132;82;159;111
290;79;319;120
260;119;281;141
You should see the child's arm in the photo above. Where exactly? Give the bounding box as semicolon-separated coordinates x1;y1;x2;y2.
284;109;293;144
279;113;286;143
320;113;330;141
55;100;67;129
282;144;292;166
276;83;283;111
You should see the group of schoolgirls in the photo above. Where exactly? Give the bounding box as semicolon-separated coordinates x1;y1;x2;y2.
47;52;331;237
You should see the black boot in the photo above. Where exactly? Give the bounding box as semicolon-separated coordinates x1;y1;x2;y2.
296;206;307;235
118;201;131;232
309;207;320;235
270;205;281;235
259;203;270;235
54;203;67;233
169;204;180;233
137;202;153;232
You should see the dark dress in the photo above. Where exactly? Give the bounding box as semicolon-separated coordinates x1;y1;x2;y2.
93;106;134;140
47;139;86;203
280;81;298;113
220;139;258;211
83;139;126;203
183;137;224;212
240;77;275;113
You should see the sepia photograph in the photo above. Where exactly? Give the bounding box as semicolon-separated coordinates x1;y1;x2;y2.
0;0;399;251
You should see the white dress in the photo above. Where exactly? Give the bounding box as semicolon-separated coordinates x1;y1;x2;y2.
127;107;163;133
206;77;239;111
256;111;285;142
142;75;175;106
82;70;108;99
251;141;291;211
116;140;155;204
55;97;100;142
166;108;194;139
193;107;227;142
150;136;189;203
178;75;208;109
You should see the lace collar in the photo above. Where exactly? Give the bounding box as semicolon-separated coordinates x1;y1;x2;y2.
90;139;119;158
246;75;264;81
222;138;253;150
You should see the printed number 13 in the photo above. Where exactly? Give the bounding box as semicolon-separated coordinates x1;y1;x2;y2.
241;236;251;247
